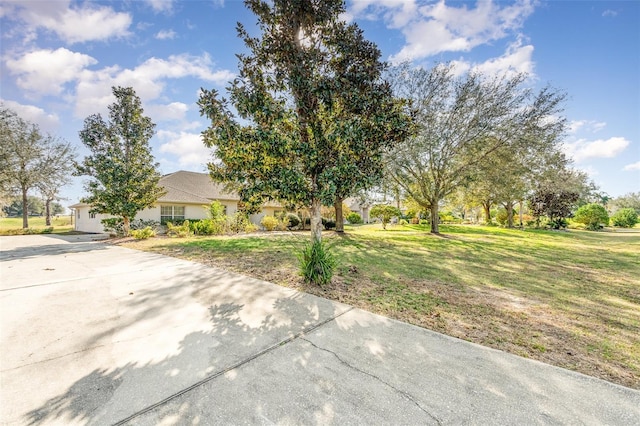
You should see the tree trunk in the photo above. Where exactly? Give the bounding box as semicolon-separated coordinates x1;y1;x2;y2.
430;203;439;234
505;201;514;228
483;201;491;224
334;197;344;233
123;216;131;236
45;198;52;226
310;198;322;243
519;200;524;227
21;189;28;229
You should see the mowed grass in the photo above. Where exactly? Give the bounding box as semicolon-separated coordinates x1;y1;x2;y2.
123;224;640;389
0;216;74;234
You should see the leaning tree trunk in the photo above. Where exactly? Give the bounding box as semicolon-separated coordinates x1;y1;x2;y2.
430;203;440;234
310;198;323;243
519;200;524;227
21;189;29;229
334;197;344;233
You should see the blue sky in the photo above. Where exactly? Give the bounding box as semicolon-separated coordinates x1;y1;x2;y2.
1;0;638;209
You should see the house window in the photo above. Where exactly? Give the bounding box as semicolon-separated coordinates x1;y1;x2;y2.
77;210;80;218
90;212;96;219
161;205;185;224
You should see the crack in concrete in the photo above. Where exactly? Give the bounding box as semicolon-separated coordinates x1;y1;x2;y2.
302;337;442;425
113;306;354;425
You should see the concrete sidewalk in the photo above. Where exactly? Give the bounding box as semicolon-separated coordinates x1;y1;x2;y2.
1;234;638;425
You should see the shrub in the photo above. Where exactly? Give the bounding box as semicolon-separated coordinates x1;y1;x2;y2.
101;218;125;236
346;212;363;224
261;215;279;231
611;208;638;228
167;220;191;237
399;219;408;225
573;203;609;231
323;218;336;230
419;219;429;225
370;204;401;230
285;212;301;229
495;208;508;226
131;226;155;240
230;213;257;233
298;240;336;286
190;218;227;235
207;201;226;220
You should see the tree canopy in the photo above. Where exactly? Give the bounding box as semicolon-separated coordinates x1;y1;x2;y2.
385;63;566;234
198;0;412;244
75;86;165;235
0;107;75;228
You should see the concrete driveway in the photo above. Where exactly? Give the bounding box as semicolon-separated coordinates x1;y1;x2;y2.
1;234;638;425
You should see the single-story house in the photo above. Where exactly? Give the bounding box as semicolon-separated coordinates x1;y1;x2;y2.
70;171;283;233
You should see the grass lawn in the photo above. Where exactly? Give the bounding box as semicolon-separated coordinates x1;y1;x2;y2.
123;224;640;389
0;216;75;235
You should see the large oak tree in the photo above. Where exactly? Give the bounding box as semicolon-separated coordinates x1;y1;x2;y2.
386;63;566;234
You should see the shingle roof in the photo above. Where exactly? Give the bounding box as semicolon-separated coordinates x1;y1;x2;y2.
158;171;240;204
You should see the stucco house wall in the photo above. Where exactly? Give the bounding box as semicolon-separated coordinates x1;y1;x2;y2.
70;171;280;233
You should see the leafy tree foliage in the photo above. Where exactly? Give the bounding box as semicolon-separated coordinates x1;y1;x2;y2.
76;87;165;235
386;63;566;234
0;107;75;228
2;195;44;217
528;161;593;229
198;0;411;246
610;192;640;215
610;208;638;228
370;204;401;230
573;203;609;230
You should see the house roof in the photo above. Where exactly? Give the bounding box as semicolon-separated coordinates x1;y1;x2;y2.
158;171;240;204
71;171;282;207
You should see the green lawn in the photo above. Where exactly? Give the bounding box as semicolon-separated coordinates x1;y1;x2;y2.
0;216;75;235
123;224;640;389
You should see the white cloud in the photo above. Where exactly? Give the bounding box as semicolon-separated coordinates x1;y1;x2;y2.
0;99;60;132
352;0;537;62
563;137;630;162
568;120;607;134
155;29;177;40
146;102;189;122
472;40;534;77
623;161;640;171
6;1;131;43
145;0;175;13
74;53;234;117
602;10;618;18
158;130;211;168
5;48;97;96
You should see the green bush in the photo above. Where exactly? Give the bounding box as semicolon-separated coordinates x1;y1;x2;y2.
399;219;408;225
207;201;226;220
370;204;401;230
419;219;429;225
261;215;279;231
285;213;301;229
230;213;257;233
611;208;638;228
573;203;609;231
495;208;508;226
131;226;155;240
298;240;336;286
346;212;363;224
189;218;228;235
167;220;191;237
323;218;336;230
